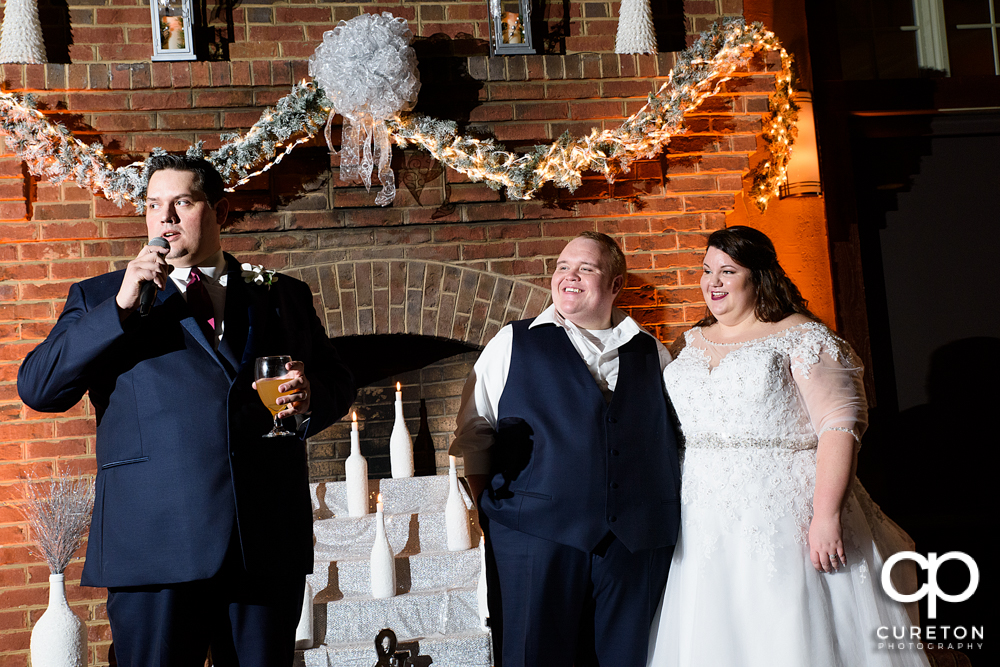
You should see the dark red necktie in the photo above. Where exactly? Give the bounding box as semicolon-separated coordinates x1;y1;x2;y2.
186;268;216;342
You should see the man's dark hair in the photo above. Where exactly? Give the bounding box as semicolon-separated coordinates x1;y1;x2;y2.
145;154;226;205
694;225;817;327
575;231;627;286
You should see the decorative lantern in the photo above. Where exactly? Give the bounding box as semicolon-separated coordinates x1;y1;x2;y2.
780;92;822;198
488;0;535;56
151;0;196;61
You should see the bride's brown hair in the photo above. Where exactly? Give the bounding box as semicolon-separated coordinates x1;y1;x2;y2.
694;226;817;327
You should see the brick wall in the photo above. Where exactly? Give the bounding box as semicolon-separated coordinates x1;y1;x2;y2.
0;0;766;663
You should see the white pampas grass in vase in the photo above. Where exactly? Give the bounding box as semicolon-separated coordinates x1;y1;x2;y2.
21;472;94;667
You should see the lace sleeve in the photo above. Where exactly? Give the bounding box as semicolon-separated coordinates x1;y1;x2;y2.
788;324;868;447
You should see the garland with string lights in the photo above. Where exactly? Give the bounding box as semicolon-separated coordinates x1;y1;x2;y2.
0;81;330;209
0;18;795;211
389;18;796;208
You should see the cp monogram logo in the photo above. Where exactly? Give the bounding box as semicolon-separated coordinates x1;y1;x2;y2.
881;551;979;619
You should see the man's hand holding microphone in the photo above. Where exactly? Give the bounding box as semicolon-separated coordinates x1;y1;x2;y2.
117;237;171;320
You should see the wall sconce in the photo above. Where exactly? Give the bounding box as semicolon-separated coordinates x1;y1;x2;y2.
780;92;822;198
488;0;535;55
151;0;197;61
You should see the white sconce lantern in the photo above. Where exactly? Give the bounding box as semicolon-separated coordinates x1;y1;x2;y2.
780;92;822;198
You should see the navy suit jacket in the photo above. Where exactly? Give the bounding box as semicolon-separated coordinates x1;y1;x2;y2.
18;254;355;588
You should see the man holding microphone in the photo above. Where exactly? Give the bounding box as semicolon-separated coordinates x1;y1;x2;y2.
19;154;355;666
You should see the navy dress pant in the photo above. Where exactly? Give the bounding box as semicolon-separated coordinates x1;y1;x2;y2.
106;543;305;667
484;515;672;667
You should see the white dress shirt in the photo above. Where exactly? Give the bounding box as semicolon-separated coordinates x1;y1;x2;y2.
450;304;672;476
168;249;227;349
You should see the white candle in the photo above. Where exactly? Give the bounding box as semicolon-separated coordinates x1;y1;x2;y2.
389;381;414;478
370;493;396;598
446;455;473;551
345;412;369;517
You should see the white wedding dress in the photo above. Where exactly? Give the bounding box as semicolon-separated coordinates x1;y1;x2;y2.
647;322;929;667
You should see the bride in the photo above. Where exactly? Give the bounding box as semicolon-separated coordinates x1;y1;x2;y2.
647;226;929;667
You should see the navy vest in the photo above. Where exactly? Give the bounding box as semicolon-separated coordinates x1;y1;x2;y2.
480;319;681;553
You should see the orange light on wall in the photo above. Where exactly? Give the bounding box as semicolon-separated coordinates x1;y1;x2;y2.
780;92;822;198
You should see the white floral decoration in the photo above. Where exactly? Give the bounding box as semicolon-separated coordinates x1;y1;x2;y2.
241;263;279;287
308;12;421;206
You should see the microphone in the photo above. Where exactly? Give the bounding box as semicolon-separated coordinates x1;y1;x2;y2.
139;236;170;317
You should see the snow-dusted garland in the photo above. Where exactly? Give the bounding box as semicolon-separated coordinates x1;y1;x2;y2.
390;18;795;208
0;81;329;209
0;18;795;212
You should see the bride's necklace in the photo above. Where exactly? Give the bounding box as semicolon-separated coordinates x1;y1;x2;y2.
698;321;775;347
699;320;810;347
698;328;750;347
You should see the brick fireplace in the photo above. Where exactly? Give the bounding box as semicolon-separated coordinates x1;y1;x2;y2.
0;0;799;662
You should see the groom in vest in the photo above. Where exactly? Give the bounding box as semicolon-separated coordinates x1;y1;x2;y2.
451;232;681;667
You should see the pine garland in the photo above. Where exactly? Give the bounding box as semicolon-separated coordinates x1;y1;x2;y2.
0;19;795;212
389;18;796;210
0;81;329;210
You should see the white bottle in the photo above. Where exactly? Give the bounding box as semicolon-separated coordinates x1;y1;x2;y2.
370;496;396;598
345;413;369;517
389;382;414;478
294;582;314;649
476;536;489;630
446;456;473;551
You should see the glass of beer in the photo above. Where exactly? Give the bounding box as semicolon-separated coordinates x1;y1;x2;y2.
255;355;295;438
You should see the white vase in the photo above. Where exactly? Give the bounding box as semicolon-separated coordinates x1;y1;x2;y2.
446;457;473;551
389;395;414;479
30;573;87;667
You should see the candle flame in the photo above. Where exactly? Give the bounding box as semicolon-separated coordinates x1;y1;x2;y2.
377;493;383;504
396;382;401;391
352;411;357;422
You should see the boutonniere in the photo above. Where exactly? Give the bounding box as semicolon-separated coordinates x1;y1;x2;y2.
241;263;279;288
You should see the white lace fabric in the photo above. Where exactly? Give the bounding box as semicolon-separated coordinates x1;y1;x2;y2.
648;322;928;667
677;322;867;448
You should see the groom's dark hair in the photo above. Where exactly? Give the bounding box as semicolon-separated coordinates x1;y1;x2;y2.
144;154;226;206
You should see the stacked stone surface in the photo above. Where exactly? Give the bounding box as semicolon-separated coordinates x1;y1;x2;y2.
300;476;491;667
